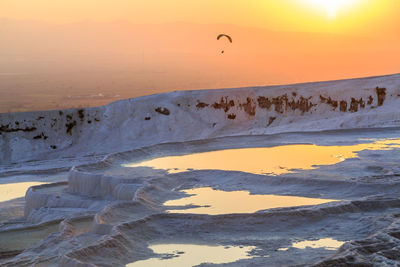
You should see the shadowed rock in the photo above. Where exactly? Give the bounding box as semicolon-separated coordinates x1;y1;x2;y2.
287;96;315;114
367;96;374;105
240;98;256;116
259;94;314;114
321;96;338;110
272;95;288;113
376;87;386;106
196;102;209;109
349;98;365;113
227;114;236;120
327;97;338;110
78;109;85;121
155;107;170;116
33;132;48;140
212;97;235;113
65;121;77;135
340;101;348;112
0;124;37;133
257;96;272;109
268;117;276;126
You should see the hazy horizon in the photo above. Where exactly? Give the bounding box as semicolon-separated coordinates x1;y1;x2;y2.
1;0;399;113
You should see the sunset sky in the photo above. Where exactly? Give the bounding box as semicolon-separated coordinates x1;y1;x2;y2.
1;0;399;112
2;0;399;34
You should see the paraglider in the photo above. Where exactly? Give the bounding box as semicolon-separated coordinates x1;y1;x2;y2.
217;34;232;43
217;34;232;54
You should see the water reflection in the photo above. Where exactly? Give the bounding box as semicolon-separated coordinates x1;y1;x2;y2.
126;244;256;267
0;182;45;202
123;139;400;175
279;238;345;251
0;222;60;252
164;187;338;215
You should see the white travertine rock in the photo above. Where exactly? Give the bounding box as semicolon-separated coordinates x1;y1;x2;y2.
1;74;400;165
68;169;141;199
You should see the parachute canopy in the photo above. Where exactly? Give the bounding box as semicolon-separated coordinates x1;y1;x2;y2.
217;34;232;43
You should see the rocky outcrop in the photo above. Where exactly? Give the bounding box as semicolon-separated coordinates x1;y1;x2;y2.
1;74;400;165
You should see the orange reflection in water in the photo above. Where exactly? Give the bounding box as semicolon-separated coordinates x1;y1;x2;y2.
164;187;338;215
127;244;256;267
123;139;400;175
0;182;45;202
292;238;345;250
279;238;345;251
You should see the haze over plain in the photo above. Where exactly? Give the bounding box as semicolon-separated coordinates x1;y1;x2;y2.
1;0;399;112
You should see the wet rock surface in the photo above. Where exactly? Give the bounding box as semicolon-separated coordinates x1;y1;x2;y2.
1;129;400;266
0;75;400;265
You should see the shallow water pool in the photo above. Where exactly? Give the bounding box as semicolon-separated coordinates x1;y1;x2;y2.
164;187;338;215
0;182;46;202
127;244;257;267
123;139;400;175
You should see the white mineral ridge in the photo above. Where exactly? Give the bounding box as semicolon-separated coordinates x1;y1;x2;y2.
1;73;400;165
1;74;400;267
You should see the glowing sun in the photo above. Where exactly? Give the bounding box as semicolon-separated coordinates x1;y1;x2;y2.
306;0;359;18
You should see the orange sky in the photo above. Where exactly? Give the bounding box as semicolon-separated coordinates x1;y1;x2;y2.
1;0;399;112
1;0;399;35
